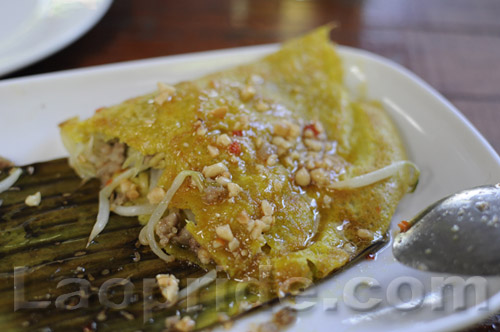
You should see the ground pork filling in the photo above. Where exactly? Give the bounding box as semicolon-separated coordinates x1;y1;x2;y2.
88;139;126;184
155;210;212;265
88;140;212;266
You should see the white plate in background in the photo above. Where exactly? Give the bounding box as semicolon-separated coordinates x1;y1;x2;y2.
1;45;500;331
0;0;112;77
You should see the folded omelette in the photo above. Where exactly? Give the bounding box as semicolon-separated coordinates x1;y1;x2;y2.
59;27;417;296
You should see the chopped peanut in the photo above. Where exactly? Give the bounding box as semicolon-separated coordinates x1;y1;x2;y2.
213;239;224;248
305;159;316;170
261;200;274;216
120;179;134;193
255;137;263;148
194;120;207;136
216;224;234;242
246;219;256;232
295;168;311;187
271;136;292;150
126;189;140;200
304;128;315;138
217;134;232;147
207;145;220;157
256;164;265;173
202;162;228;178
274;121;290;137
234;115;250;130
250;225;261;240
215;176;231;186
357;228;374;240
197;248;212;265
304;138;323;151
120;179;140;200
290;151;300;160
25;192;41;207
310;168;328;186
197;127;207;135
165;316;180;330
227;182;242;197
237;210;250;225
174;316;195;332
157;82;176;93
240;85;256;101
228;238;240;251
283;156;294;167
343;242;357;254
156;274;179;303
257;142;278;161
266;154;278;166
313;121;325;134
256;100;269;112
154;82;176;105
273;120;300;140
230;155;239;164
147;187;166;204
261;216;274;227
288;123;301;139
250;219;269;240
211;106;228;118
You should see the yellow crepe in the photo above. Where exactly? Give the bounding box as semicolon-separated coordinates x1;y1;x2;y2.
60;26;415;294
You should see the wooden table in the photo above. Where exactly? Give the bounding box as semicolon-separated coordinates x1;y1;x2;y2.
5;0;500;156
4;0;500;330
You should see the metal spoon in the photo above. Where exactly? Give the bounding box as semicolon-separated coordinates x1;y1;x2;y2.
393;184;500;275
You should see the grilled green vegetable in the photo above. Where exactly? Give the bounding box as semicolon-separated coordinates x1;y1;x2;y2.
0;159;261;332
0;159;385;331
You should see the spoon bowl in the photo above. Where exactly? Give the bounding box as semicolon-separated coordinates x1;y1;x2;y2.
393;184;500;275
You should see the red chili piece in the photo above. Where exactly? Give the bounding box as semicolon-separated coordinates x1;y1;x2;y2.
304;123;320;137
228;141;241;155
232;130;243;136
365;253;376;260
398;220;411;233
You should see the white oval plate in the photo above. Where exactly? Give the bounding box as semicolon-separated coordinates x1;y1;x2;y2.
1;44;500;332
0;0;112;77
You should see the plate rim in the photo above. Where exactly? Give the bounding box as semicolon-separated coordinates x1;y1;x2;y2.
1;43;499;332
